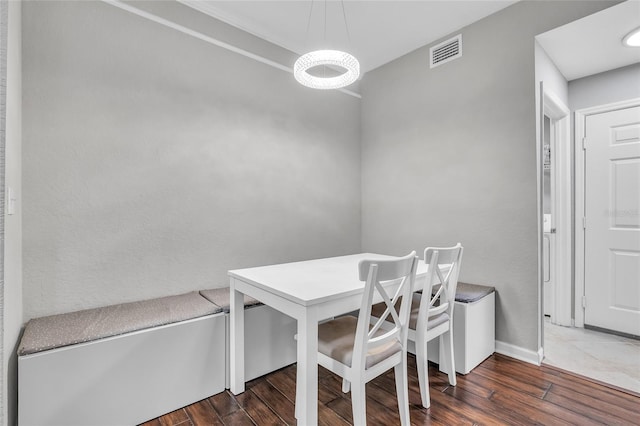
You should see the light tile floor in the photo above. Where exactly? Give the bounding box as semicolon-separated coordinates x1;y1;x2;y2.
543;317;640;394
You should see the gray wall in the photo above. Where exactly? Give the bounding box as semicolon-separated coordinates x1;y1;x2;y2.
570;63;640;111
23;1;361;319
535;42;568;216
3;0;22;424
535;41;569;105
360;0;615;352
21;0;624;353
534;39;569;320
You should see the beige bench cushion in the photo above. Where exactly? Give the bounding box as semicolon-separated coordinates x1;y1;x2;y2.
199;288;261;313
18;292;222;356
454;282;495;303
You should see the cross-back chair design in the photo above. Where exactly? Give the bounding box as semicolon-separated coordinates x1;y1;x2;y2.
316;252;418;426
370;243;463;409
412;243;464;408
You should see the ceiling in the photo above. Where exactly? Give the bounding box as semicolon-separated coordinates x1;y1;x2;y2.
536;1;640;81
179;0;518;74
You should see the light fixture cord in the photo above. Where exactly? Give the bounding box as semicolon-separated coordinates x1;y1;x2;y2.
324;0;327;44
324;0;327;77
340;0;352;46
304;0;315;50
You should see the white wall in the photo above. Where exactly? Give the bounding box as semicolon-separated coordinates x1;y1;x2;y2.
22;1;361;319
569;63;640;111
360;0;614;355
3;0;22;424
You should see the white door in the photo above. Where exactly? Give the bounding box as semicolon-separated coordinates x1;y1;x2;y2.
584;105;640;337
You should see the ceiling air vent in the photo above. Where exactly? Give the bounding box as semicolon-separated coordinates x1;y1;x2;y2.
430;34;462;69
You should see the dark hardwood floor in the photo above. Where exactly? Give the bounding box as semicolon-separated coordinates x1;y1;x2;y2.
141;354;640;425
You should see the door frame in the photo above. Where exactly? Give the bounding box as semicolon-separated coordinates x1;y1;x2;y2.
574;97;640;328
542;88;572;327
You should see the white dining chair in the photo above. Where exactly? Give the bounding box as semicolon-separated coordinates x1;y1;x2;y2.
371;243;464;409
316;252;418;426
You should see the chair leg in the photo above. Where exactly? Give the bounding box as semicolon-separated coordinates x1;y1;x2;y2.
394;358;410;426
351;379;367;426
415;335;431;409
342;378;351;393
442;330;457;386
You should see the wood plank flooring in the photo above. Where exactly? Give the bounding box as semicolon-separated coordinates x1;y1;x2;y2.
141;354;640;425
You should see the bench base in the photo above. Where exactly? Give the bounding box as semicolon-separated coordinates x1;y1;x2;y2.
225;304;297;387
18;314;226;426
409;292;495;374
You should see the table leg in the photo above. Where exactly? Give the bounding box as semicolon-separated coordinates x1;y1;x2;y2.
295;310;318;425
230;282;245;395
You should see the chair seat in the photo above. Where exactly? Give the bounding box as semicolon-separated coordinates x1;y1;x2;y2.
371;293;449;330
318;315;402;368
312;253;417;425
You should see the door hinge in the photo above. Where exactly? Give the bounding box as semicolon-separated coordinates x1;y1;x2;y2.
583;217;587;229
582;137;587;150
582;296;586;308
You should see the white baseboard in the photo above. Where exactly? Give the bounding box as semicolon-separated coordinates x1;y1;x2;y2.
495;340;542;366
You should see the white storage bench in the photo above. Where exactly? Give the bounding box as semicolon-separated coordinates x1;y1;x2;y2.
413;282;495;374
18;292;226;426
200;288;297;387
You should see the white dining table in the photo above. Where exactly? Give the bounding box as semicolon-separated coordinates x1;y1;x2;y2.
228;253;432;425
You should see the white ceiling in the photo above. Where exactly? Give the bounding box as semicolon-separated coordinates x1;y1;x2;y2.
536;1;640;81
179;0;518;74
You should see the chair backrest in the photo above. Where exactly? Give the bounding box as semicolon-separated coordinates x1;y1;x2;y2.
416;244;464;332
352;252;418;370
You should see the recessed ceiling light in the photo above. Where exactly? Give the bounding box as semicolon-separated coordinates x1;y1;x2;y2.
623;27;640;47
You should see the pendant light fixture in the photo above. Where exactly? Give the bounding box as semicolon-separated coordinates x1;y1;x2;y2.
294;0;360;90
623;26;640;47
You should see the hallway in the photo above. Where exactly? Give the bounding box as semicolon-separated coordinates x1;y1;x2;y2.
544;318;640;395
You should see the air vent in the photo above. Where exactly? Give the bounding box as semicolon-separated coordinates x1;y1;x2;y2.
430;34;462;69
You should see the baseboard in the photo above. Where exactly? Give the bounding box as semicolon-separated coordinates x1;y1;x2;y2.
495;340;541;366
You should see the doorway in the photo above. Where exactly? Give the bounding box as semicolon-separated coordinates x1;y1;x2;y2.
542;98;640;393
535;0;640;393
540;89;572;327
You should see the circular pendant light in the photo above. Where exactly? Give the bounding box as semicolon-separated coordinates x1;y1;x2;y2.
295;0;359;90
294;49;360;90
623;26;640;47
